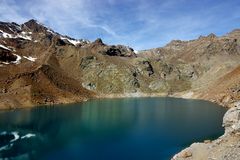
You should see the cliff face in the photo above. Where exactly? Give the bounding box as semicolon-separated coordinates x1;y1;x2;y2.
0;19;240;109
144;32;240;106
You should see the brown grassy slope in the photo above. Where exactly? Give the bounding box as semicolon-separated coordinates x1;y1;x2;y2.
0;20;240;109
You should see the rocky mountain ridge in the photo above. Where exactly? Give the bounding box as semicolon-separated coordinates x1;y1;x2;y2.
0;19;239;109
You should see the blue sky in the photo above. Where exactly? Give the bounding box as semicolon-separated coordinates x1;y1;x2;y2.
0;0;240;50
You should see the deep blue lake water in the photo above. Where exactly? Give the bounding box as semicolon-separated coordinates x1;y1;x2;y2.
0;97;226;160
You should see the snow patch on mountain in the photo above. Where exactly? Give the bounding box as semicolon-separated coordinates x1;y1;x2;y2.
0;44;11;50
60;36;90;46
12;54;22;64
134;50;139;54
0;30;32;40
0;30;13;38
23;56;37;62
17;34;32;40
1;53;22;65
47;29;56;35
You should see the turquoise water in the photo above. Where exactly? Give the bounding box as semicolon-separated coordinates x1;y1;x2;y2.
0;97;226;160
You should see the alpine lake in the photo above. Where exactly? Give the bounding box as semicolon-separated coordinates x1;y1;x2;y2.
0;97;227;160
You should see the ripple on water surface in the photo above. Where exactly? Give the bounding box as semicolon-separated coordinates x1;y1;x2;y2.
0;97;227;160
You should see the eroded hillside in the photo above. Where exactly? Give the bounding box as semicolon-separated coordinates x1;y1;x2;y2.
0;19;239;109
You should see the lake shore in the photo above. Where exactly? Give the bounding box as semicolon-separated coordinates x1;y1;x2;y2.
172;101;240;160
97;92;240;160
0;90;239;160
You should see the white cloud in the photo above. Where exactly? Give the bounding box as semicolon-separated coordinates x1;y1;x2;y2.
0;0;28;23
0;0;239;50
27;0;120;37
0;0;120;38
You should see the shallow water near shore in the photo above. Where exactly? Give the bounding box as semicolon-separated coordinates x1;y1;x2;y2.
0;97;227;160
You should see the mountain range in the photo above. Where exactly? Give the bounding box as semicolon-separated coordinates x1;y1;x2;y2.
0;19;239;109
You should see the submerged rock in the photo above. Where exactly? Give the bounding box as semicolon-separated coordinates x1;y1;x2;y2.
0;132;15;147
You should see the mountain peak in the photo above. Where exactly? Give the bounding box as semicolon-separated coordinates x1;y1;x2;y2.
0;21;21;34
207;33;217;38
26;19;38;23
24;19;42;27
22;19;47;33
227;29;240;37
93;38;105;46
94;38;103;44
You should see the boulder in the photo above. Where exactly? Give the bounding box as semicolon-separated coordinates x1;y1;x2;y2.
223;103;240;134
82;82;96;90
0;132;15;146
106;47;121;56
97;45;136;57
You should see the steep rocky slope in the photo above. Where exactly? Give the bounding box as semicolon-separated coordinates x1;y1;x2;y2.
141;32;240;105
0;19;240;109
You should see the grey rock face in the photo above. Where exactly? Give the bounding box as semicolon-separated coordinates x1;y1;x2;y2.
82;82;96;90
149;81;167;91
136;60;154;76
80;56;97;69
96;43;136;57
223;102;240;134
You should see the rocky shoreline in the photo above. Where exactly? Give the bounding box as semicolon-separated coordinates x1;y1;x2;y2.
0;86;239;159
2;91;237;159
172;101;240;160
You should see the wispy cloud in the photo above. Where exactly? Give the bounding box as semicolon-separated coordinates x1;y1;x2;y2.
0;0;28;23
0;0;239;50
0;0;120;37
25;0;120;37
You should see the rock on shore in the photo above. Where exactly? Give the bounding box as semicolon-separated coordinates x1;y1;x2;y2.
172;102;240;160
